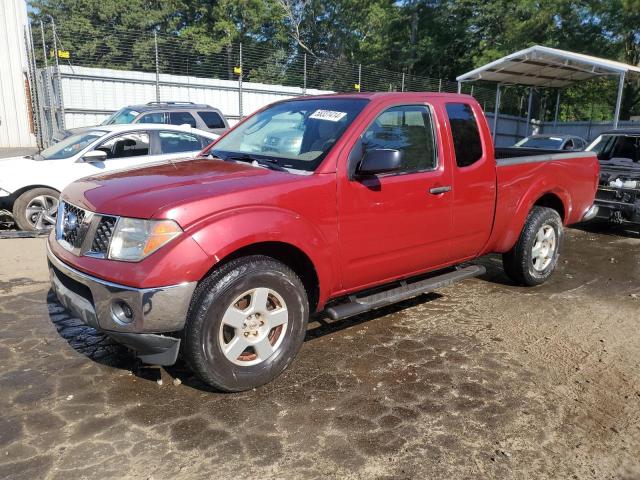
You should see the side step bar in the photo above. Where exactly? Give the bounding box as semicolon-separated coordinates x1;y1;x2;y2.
324;265;486;321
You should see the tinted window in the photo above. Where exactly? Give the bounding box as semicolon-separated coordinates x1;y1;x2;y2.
159;131;202;153
446;103;483;167
96;132;150;159
198;111;225;129
168;111;197;128
139;112;165;124
362;105;437;172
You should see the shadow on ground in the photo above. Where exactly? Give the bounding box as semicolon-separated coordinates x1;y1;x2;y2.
46;288;446;392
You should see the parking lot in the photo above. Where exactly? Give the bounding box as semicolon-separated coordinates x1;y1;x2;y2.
0;225;638;479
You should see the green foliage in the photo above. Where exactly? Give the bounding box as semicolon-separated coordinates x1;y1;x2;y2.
29;0;640;119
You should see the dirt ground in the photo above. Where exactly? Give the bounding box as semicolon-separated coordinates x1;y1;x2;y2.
0;224;639;480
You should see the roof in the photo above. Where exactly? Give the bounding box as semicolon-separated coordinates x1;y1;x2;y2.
76;123;218;138
601;128;640;135
525;134;583;140
456;45;640;87
127;101;215;112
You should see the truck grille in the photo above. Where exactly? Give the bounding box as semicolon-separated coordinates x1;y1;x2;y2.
90;216;117;255
56;201;119;258
60;202;87;248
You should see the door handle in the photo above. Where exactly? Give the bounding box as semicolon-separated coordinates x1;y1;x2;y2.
429;185;452;195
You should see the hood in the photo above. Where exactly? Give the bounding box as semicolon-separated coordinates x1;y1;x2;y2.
63;158;296;225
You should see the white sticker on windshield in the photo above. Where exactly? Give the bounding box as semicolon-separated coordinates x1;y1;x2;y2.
309;109;347;122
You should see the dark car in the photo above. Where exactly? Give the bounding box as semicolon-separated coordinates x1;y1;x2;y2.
54;101;229;141
514;134;587;151
587;129;640;225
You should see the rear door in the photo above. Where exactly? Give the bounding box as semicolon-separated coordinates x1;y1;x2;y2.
337;103;453;290
444;102;496;261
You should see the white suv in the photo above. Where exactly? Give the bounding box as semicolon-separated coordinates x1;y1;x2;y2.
0;124;218;231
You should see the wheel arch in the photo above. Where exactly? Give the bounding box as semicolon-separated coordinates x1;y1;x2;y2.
492;187;570;253
533;192;566;223
9;184;60;205
201;241;321;313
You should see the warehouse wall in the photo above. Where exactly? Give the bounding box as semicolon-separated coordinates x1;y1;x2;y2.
0;0;37;148
55;65;333;129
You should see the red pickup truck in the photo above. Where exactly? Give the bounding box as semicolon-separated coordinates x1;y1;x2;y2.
47;93;599;391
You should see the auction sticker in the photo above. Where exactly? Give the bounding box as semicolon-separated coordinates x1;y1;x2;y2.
309;110;347;122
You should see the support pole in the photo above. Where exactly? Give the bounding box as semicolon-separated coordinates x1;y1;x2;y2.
39;22;48;67
438;78;442;92
492;84;501;143
303;53;307;95
238;43;243;119
613;71;626;129
457;81;461;94
154;32;160;102
525;87;534;136
553;89;561;128
358;63;361;91
48;15;65;131
401;72;405;92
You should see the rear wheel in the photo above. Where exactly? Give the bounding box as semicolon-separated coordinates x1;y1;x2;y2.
12;188;59;231
183;255;308;392
502;206;563;286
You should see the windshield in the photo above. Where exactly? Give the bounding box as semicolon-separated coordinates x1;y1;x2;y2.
211;98;369;171
101;108;140;125
514;136;564;149
41;131;107;160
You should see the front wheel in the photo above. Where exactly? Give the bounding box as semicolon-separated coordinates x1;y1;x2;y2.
502;206;563;286
12;187;59;231
183;255;309;392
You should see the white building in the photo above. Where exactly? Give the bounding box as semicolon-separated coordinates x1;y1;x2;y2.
0;0;37;148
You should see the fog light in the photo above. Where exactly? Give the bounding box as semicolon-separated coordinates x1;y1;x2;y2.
112;300;134;325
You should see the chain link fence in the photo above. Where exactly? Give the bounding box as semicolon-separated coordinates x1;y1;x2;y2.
25;17;506;147
26;17;618;149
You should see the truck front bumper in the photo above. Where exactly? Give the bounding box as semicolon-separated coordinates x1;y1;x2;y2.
47;243;197;365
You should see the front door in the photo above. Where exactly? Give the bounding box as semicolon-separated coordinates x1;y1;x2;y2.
81;131;157;176
337;103;453;291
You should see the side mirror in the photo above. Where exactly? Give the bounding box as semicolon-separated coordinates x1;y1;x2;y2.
357;149;402;175
81;150;107;163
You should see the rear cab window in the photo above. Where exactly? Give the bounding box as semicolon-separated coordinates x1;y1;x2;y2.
445;103;483;167
198;111;226;129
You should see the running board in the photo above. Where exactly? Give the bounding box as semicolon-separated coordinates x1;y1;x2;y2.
324;265;486;321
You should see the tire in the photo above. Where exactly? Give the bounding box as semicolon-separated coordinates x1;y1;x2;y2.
183;255;309;392
502;206;563;286
12;187;60;231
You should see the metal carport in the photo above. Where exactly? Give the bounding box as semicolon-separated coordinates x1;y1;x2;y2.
456;45;640;140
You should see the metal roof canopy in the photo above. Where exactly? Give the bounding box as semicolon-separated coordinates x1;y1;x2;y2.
456;45;640;136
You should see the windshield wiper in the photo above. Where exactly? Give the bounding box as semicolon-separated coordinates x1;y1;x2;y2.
224;153;288;172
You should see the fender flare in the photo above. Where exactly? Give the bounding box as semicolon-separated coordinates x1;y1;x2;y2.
495;181;571;253
187;205;339;307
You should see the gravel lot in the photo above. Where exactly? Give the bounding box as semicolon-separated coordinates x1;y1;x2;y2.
0;225;639;480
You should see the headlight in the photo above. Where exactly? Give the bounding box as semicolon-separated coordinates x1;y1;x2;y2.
108;218;182;262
